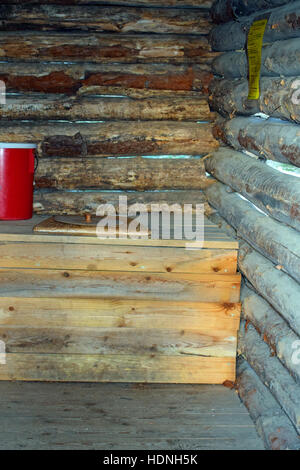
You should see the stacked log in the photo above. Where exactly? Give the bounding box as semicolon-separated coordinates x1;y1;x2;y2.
237;358;300;450
0;32;216;65
204;148;300;232
213;116;300;167
209;77;300;124
1;0;213;7
211;0;291;24
205;181;300;283
0;5;211;34
35;157;212;191
0;121;218;158
210;2;300;51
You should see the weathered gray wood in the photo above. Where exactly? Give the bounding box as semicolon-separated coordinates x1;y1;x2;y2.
0;5;211;34
237;358;300;450
35;157;211;190
0;94;212;122
212;39;300;78
0;121;218;158
238;242;300;337
2;0;213;7
239;321;300;433
210;2;300;51
0;382;264;450
205;148;300;232
210;76;300;124
33;190;211;216
214;116;300;167
242;285;300;383
211;0;291;24
0;33;216;65
205;181;300;283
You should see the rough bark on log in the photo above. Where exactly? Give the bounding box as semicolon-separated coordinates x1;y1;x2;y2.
3;0;213;7
205;148;300;232
237;358;300;450
0;5;211;34
0;62;213;96
0;121;218;157
214;116;300;167
0;32;216;65
205;181;300;283
35;157;211;190
210;2;300;51
0;94;212;122
212;38;300;78
33;190;210;216
210;76;300;124
239;321;300;433
242;285;300;383
238;242;300;338
211;0;291;24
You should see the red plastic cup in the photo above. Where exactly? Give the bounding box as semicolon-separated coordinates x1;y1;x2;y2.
0;143;37;220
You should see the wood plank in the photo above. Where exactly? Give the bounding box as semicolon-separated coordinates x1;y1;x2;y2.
1;94;212;122
213;116;300;167
0;242;238;274
0;121;218;157
210;76;300;124
35;157;211;190
0;33;216;65
0;326;237;357
0;5;211;34
210;2;300;51
0;354;236;383
205;148;300;232
0;268;241;302
0;297;241;330
205;181;300;283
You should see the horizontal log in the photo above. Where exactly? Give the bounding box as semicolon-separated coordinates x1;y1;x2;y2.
210;76;300;124
242;285;300;383
2;0;213;7
35;157;211;190
0;63;213;97
1;94;212;121
0;268;241;303
0;121;218;157
239;321;300;433
238;242;300;337
211;0;291;24
210;2;300;51
237;358;300;450
33;190;212;216
0;297;240;331
0;5;211;34
0;326;237;357
205;148;300;232
214;116;300;167
212;38;300;78
0;32;216;65
0;354;235;383
205;181;300;283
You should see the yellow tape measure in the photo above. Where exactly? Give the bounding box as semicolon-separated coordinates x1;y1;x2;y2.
247;18;268;100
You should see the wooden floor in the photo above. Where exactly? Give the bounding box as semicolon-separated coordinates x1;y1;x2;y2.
0;382;264;450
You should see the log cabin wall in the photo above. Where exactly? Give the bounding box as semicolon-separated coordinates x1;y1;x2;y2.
0;0;218;215
208;0;300;450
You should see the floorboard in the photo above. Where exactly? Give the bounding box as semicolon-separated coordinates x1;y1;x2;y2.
0;382;264;450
